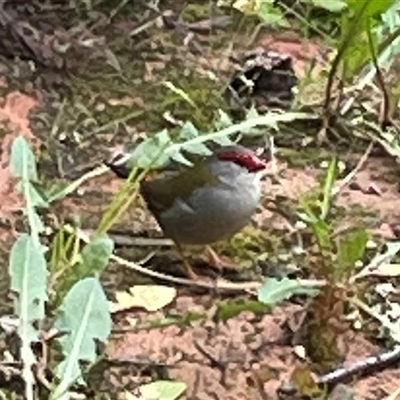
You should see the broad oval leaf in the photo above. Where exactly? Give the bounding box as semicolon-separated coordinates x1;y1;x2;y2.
9;234;48;303
9;234;48;342
53;277;111;399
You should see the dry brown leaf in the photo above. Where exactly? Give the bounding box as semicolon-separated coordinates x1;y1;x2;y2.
362;263;400;278
109;285;177;313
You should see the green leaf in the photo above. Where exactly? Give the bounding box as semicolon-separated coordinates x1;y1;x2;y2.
169;149;193;166
180;121;200;139
258;3;289;27
10;136;38;181
52;277;112;400
130;129;172;169
139;380;187;400
310;0;347;12
182;141;212;156
163;81;197;108
258;278;320;305
214;110;233;129
336;228;368;277
18;181;49;208
320;157;338;220
216;299;270;322
212;135;234;146
347;0;395;18
9;234;48;340
179;122;213;156
81;234;114;276
165;112;315;159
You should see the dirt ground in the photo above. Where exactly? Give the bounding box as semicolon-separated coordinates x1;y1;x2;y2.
0;3;399;398
1;86;400;400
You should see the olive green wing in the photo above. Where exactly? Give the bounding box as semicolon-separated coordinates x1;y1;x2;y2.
140;161;218;215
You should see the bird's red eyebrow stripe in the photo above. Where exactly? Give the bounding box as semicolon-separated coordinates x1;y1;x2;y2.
217;151;268;172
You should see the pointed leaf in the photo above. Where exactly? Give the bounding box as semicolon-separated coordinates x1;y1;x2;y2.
182;141;212;156
169;150;193;166
215;109;233;129
10;136;38;181
180;121;200;139
258;278;320;305
212;135;234;146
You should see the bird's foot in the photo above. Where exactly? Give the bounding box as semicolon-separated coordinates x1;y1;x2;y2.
181;260;201;280
204;246;239;272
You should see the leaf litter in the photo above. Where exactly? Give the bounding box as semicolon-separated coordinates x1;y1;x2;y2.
1;84;400;400
0;4;400;400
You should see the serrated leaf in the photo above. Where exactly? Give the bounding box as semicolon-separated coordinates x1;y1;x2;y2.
214;110;233;129
336;228;368;276
182;141;212;156
9;234;48;340
169;149;193;166
180;121;200;139
52;277;111;399
10;136;38;181
212;135;234;146
258;278;320;305
130;130;172;169
368;242;400;269
81;234;114;276
139;380;186;400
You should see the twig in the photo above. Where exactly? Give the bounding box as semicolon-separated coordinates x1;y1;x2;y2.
318;345;400;387
64;224;264;292
332;141;373;196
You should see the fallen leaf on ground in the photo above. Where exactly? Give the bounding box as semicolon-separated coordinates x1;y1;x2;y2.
109;285;177;313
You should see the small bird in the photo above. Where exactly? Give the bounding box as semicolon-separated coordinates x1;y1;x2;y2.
106;145;269;279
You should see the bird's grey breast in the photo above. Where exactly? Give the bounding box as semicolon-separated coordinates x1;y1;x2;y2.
159;160;262;244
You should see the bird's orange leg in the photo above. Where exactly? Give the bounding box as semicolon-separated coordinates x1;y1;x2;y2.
175;241;199;280
205;245;239;272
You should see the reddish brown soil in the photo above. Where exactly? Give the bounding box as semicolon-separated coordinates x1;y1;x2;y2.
0;87;400;399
